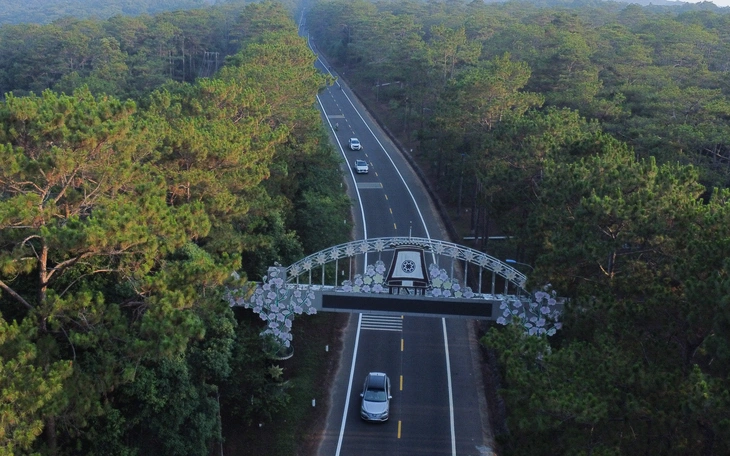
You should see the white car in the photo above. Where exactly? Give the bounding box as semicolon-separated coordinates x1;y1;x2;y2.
349;138;362;151
355;159;369;174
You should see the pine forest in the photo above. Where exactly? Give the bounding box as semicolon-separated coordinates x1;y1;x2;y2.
2;0;730;454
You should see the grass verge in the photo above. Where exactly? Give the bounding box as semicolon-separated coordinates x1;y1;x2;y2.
221;311;348;456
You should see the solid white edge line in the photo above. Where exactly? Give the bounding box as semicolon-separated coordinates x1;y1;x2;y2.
442;318;457;456
338;88;432;238
310;26;424;245
335;313;363;456
312;32;458;454
314;38;374;456
314;96;368;241
313;54;370;273
337;75;439;265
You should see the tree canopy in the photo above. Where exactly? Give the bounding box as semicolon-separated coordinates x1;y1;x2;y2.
1;2;350;454
308;0;730;453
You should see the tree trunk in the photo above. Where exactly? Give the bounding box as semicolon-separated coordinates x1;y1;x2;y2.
39;243;49;331
44;416;57;456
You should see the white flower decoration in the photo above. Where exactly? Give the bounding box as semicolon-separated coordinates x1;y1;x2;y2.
495;286;562;337
224;268;318;346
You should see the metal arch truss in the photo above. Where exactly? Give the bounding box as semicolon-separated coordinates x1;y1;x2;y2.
284;236;527;297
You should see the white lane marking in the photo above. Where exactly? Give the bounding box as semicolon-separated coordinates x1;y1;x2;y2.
337;69;461;453
309;31;374;456
315;97;367;245
442;319;457;456
335;314;363;456
313;36;458;455
356;183;383;189
315;49;373;456
361;314;403;331
337;87;433;247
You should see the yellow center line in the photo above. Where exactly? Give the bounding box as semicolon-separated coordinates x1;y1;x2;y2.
398;420;402;439
400;375;403;391
390;208;393;215
400;338;404;351
393;223;397;230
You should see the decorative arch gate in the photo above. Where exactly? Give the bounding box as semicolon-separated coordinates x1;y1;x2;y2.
284;236;527;295
226;237;562;347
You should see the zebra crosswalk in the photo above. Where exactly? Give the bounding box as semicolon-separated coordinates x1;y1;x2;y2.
360;314;403;332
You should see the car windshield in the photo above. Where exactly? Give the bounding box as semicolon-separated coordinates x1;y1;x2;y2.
364;389;387;402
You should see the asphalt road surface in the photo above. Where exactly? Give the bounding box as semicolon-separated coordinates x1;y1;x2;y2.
305;25;495;456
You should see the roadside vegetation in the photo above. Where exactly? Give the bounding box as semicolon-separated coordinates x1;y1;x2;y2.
307;0;730;454
0;0;298;26
0;1;351;454
3;0;730;454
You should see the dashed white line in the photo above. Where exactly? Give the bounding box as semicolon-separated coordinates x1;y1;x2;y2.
360;314;403;331
356;183;383;189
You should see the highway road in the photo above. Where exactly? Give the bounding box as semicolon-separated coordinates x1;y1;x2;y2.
305;30;494;456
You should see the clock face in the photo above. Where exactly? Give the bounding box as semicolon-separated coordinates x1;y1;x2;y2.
401;259;416;274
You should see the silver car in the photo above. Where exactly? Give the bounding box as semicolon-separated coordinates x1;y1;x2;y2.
349;138;362;150
360;372;391;422
355;159;369;174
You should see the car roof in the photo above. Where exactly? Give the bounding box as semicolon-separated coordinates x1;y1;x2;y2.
350;138;359;141
356;159;367;164
366;372;387;389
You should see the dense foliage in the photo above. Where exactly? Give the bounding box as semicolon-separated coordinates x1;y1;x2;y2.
0;2;245;100
3;0;730;453
1;0;214;26
308;0;730;454
0;1;350;454
308;0;730;187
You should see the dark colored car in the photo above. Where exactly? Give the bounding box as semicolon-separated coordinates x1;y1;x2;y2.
360;372;391;422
